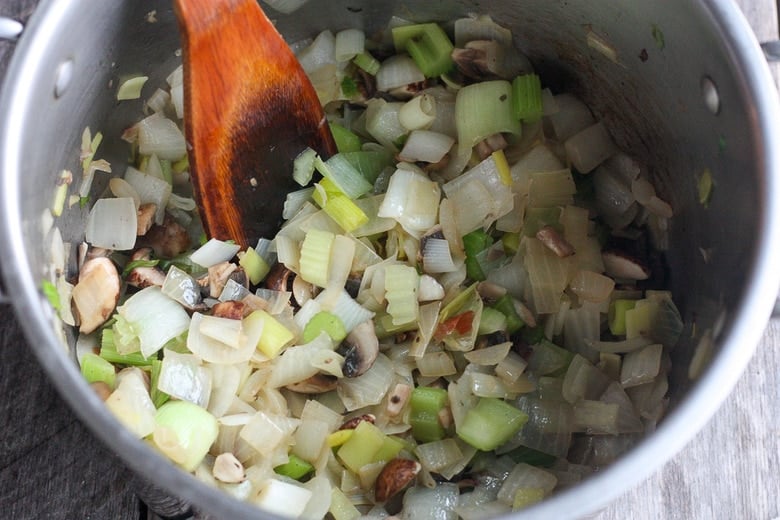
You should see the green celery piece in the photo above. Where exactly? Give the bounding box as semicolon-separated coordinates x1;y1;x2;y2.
512;74;543;122
122;258;159;277
457;397;528;451
274;454;314;480
520;324;545;346
337;421;386;472
375;312;418;339
100;328;152;367
150;358;170;408
405;24;455;77
340;76;359;99
80;353;116;388
372;435;405;463
340;150;393;184
154;401;218;471
303;311;348;343
492;295;525;334
501;232;521;255
410;386;448;443
239;246;270;285
41;280;61;311
352;51;380;75
478;307;508;335
439;282;479;323
329;123;362;153
462;230;493;281
527;339;574;376
608;299;637;336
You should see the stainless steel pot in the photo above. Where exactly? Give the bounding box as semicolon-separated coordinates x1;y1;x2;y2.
1;1;779;518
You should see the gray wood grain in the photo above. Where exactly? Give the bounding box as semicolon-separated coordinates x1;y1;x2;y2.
0;1;778;520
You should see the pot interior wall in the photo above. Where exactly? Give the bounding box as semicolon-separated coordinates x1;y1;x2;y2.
4;0;767;513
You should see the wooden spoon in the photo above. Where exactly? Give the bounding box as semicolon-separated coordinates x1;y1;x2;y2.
174;0;336;248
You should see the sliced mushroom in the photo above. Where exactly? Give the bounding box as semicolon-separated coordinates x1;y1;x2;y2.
265;263;294;292
338;413;376;431
140;213;191;258
374;458;422;502
136;203;157;236
126;247;166;289
602;250;650;280
207;261;239;299
339;320;379;378
292;274;315;307
386;383;412;417
213;453;246;483
388;79;435;100
476;281;507;302
211;300;246;320
536;225;575;258
285;373;339;394
475;133;508;160
72;257;120;334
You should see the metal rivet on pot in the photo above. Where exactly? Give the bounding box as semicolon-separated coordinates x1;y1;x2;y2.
701;76;720;115
54;59;75;99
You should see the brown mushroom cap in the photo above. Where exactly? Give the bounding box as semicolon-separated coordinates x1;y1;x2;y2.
340;320;380;378
72;257;120;334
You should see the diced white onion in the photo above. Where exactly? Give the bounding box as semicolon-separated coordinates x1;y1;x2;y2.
187;312;258;364
365;99;407;151
337;354;394;411
399;94;437;131
124;166;172;225
565;122;616;174
417;351;457;377
157;349;212;408
297;30;336;74
118;287;191;358
105;368;157;438
620;343;663;388
422;238;457;274
109;178;140;209
136;113;186;161
378;168;441;236
335;29;365;62
399;130;455;163
190;238;241;268
376;54;425;92
569;270;615;303
85;197;137;250
497;463;557;505
548;93;595;141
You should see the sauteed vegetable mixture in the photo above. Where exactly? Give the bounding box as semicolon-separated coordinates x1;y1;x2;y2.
48;14;682;519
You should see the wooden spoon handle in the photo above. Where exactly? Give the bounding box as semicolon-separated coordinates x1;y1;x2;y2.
174;0;336;247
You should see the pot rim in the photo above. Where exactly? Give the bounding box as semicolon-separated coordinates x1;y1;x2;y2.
1;1;778;519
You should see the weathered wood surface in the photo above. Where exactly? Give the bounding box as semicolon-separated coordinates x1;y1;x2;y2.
0;1;778;519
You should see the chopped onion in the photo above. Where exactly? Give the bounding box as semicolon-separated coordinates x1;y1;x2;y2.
417;351;457;377
157;349;212;408
402;482;459;520
376;54;425;92
124;166;171;225
547;93;595;141
569;270;615;303
335;29;365;62
337;354;394;411
136;112;186;161
190;238;241;268
267;334;333;388
416;438;463;473
422;238;457;273
464;342;512;365
565;122;617;174
497;463;557;505
145;88;170;114
561;354;612;404
187;312;258;364
365;99;406;151
105;368;157;438
378;167;441;236
297;30;336;74
620;343;663;388
117;75;148;101
399;130;455;163
399;93;437;131
85;197;137;250
455;80;521;148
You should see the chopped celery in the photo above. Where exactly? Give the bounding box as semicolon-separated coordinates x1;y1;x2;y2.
478;307;508;335
373;435;405;463
512;73;543;122
608;299;637;336
513;488;545;510
353;51;381;75
462;229;493;281
337;420;386;472
303;311;347;343
293;147;318;186
521;324;545;346
698;168;713;207
410;386;448;442
80;353;116;388
238;246;270;285
154;401;219;471
439;282;478;323
492;295;525;334
150;358;170;408
329;123;362;153
327;429;354;448
299;229;335;287
330;486;361;520
314;154;373;199
455;80;521;148
406;24;455;77
41;280;61;311
122;258;159;277
100;329;153;367
340;150;393;184
274;453;315;480
340;76;359;99
528;339;574;376
457;397;528;451
375;312;419;339
245;310;294;358
492;149;512;186
313;180;369;233
501;232;521;255
384;264;419;326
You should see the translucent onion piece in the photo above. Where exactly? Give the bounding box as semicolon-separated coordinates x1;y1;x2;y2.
417;351;457;377
187;312;258;364
620;343;663;388
239;412;300;456
569;270;615;303
85;197;137;250
378;168;441;236
496;463;557;505
365;98;407;151
585;335;653;354
109;178;140;209
523;237;572;314
297;30;336;74
199;314;243;349
399;130;454;163
118;286;190;358
464;342;512;365
416;438;463;473
136;112;186;161
158;349;212;408
190;238;241;268
335;28;365;62
105;368;157;438
507;396;573;458
469;372;511;398
547;93;595;141
208;364;242;418
284;188;315;220
124;166;172;225
376;54;425;91
410;301;442;357
337;353;394;411
600;381;644;434
315;289;374;333
145;88;170;114
565;121;617;174
402;483;459;520
352;195;396;237
528;169;576;208
572;400;621;435
399;93;437;131
422;238;457;273
562;354;612;404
